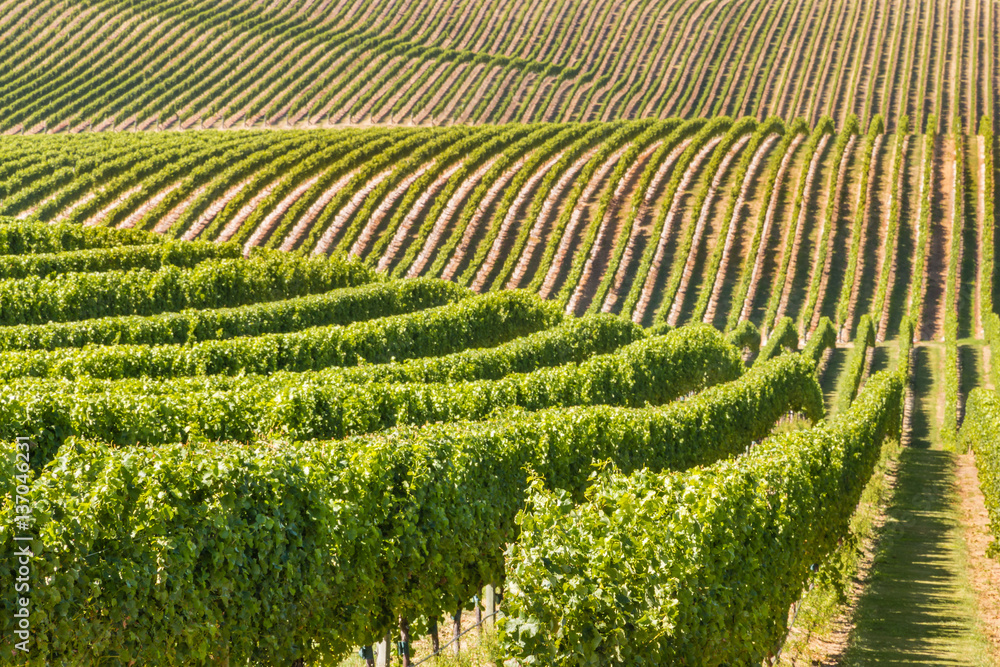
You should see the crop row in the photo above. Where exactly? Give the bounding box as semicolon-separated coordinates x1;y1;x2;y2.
2;121;990;351
961;387;1000;558
0;350;823;664
0;277;468;351
0;0;990;129
0;252;374;326
11;312;645;402
0;324;740;455
0;290;562;380
502;364;903;664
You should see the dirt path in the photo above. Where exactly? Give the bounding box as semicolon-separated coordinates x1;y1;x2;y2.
921;135;956;341
780;342;999;666
668;134;753;326
957;449;1000;657
974;136;987;337
834;343;995;665
704;134;780;327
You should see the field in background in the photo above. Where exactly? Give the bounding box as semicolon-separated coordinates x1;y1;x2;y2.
0;0;994;133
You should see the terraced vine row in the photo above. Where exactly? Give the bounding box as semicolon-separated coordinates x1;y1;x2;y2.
1;218;858;666
2;0;1000;663
0;0;994;132
0;120;989;349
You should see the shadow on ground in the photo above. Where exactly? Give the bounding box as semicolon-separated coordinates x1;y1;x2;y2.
838;347;991;666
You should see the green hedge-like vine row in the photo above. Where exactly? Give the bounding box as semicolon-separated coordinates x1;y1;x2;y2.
15;313;646;398
942;131;965;444
333;312;644;385
959;388;1000;557
0;218;163;254
870;116;910;331
909;116;936;322
836;314;876;414
0;278;468;351
987;313;1000;389
500;367;903;665
0;291;563;380
803;316;837;366
835;115;884;330
0;325;741;457
0;240;240;279
755;316;798;365
1;352;823;665
725;319;760;358
0;253;374;326
981;118;995;323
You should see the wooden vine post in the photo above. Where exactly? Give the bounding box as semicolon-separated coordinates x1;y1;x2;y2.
430;618;440;654
399;616;411;667
484;584;496;627
475;595;483;639
376;633;391;667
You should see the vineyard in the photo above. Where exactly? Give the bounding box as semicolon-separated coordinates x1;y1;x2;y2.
0;0;994;133
1;0;1000;665
0;117;991;338
0;220;900;665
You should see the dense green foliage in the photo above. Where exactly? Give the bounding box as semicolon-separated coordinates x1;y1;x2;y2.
0;252;374;325
2;351;822;664
0;0;992;659
837;314;876;413
960;389;1000;557
755;316;798;365
725;319;761;359
501;368;902;665
0;290;562;380
0;278;468;351
0;240;240;279
941;130;964;444
11;314;645;399
0;218;162;254
981;119;995;322
0;325;741;455
909;116;937;322
803;317;837;366
315;313;644;385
